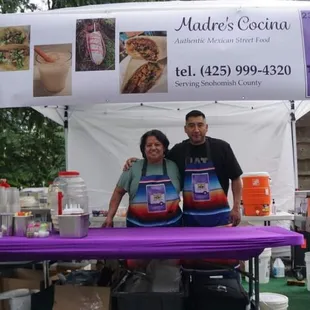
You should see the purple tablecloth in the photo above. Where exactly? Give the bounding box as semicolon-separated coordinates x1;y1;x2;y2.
0;226;303;261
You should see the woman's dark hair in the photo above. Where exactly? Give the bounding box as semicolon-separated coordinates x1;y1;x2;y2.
140;129;170;158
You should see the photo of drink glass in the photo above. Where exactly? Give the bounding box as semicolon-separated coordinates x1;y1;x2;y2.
33;43;72;97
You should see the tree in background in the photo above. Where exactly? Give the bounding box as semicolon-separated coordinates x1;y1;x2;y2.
0;0;37;13
0;108;65;187
48;0;163;10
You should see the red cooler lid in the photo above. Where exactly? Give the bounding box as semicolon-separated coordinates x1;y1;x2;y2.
58;171;80;176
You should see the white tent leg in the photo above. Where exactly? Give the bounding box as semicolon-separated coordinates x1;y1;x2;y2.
64;106;69;170
290;100;299;190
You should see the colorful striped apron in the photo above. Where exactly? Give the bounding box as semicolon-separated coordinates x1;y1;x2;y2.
183;140;231;227
182;140;237;267
126;159;182;227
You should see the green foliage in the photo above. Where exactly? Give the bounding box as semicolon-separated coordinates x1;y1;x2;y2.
0;0;37;13
49;0;165;10
0;108;65;187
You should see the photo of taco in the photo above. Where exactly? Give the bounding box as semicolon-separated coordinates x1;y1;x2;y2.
125;35;167;62
0;26;30;71
119;31;167;94
121;59;165;93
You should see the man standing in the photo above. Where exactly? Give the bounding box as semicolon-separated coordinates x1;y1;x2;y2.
167;110;242;227
124;109;243;227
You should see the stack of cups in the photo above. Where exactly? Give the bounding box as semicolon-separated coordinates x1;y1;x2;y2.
305;252;310;292
0;187;20;237
0;187;7;213
6;188;20;213
0;187;20;214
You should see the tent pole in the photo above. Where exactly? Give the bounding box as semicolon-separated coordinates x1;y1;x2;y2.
64;105;69;170
290;100;299;190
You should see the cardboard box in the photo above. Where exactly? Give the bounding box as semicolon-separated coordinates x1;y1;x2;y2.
0;268;43;293
0;269;110;310
0;269;42;310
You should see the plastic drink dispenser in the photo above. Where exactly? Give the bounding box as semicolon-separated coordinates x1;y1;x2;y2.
53;171;89;215
241;172;271;216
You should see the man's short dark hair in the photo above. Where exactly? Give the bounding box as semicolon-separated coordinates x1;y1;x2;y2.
140;129;170;158
185;110;206;121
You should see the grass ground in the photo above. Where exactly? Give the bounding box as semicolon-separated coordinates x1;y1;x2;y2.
243;278;310;309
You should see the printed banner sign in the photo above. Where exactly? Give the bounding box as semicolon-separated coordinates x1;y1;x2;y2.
1;5;310;107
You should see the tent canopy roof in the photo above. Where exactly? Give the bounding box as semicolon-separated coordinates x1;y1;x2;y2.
34;100;310;126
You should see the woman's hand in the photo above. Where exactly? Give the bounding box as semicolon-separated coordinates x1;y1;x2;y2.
104;187;127;228
123;157;138;171
103;216;113;228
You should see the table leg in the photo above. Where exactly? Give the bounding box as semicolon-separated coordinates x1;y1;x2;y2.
254;256;260;310
43;261;50;289
248;258;253;299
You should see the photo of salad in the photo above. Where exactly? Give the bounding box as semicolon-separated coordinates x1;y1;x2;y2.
0;25;30;71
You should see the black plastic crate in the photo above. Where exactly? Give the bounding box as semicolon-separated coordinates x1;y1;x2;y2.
31;285;54;310
293;231;310;278
183;268;249;310
111;272;188;310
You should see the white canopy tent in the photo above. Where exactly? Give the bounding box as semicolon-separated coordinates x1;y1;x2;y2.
34;99;310;213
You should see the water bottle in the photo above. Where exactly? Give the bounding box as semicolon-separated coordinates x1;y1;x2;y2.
272;258;285;278
300;198;307;216
240;200;244;216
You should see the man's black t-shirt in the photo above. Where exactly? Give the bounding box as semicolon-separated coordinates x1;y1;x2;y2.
166;137;243;195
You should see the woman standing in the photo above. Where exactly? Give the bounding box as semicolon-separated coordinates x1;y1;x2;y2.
104;129;182;228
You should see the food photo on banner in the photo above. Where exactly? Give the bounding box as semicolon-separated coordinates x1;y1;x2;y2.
119;31;168;94
0;25;30;71
33;43;72;97
301;10;310;98
75;18;116;72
